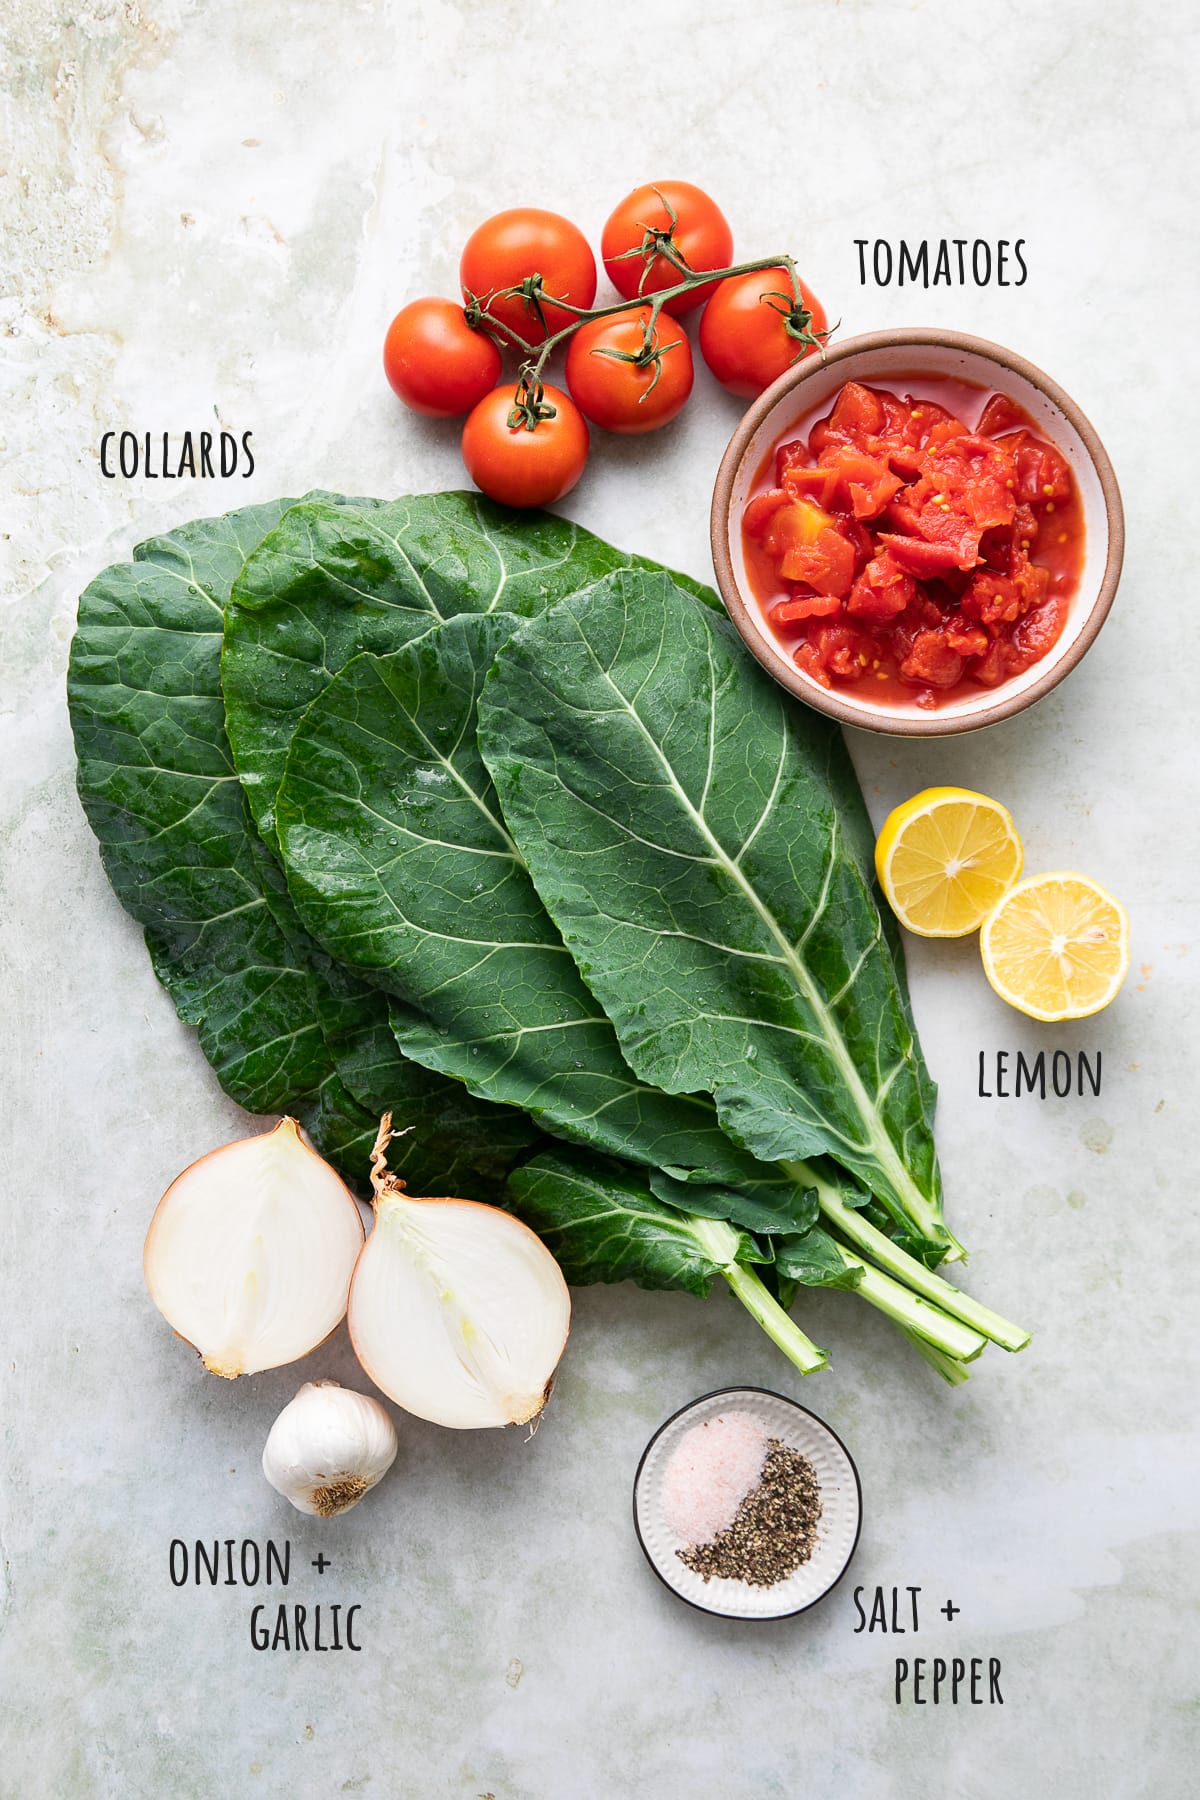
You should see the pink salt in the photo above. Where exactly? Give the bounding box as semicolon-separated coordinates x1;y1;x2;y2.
661;1411;769;1546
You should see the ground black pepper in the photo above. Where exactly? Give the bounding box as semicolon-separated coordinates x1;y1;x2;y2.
677;1438;822;1587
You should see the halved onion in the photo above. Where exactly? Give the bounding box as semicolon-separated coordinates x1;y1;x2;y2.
144;1117;365;1378
348;1117;571;1429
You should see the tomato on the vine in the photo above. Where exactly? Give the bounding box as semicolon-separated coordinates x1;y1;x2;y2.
460;209;597;347
382;298;501;418
461;383;589;509
564;309;694;435
699;267;828;398
601;182;733;316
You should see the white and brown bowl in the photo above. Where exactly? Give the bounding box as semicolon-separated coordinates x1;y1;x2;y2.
710;329;1124;737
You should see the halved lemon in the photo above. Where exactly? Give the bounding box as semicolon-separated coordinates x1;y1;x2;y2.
979;872;1130;1021
874;787;1024;937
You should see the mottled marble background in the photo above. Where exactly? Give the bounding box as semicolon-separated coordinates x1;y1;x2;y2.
3;1;1197;1795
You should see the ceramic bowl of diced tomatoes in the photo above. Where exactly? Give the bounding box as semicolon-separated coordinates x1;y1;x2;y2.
710;330;1123;735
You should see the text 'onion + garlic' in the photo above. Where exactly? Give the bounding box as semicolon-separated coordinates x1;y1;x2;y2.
348;1116;571;1430
144;1117;364;1378
262;1380;398;1517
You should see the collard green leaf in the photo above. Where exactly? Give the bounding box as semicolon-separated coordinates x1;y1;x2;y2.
477;570;949;1251
67;499;536;1200
504;1149;763;1297
67;497;332;1112
275;614;761;1183
773;1227;866;1292
312;966;542;1196
646;1167;820;1237
222;490;718;840
648;1166;863;1294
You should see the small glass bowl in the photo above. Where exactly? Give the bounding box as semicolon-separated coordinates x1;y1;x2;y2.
632;1386;862;1620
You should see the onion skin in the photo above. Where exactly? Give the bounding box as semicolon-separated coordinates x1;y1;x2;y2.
144;1118;365;1378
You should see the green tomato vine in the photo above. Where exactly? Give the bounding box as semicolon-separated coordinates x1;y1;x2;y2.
462;218;831;427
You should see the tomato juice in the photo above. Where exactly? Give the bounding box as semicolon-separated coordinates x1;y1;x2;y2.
741;375;1086;710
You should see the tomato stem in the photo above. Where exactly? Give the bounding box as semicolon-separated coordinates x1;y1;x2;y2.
466;251;832;430
506;371;558;432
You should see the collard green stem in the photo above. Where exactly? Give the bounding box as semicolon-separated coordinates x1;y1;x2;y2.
830;1243;986;1363
901;1329;973;1386
721;1259;829;1377
792;1163;1030;1354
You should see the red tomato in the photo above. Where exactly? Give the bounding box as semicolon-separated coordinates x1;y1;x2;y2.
564;309;694;434
601;182;733;316
700;269;828;398
382;298;501;418
460;383;589;509
460;209;597;347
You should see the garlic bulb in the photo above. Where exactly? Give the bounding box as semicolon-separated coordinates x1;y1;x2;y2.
144;1117;365;1378
262;1380;398;1517
347;1115;571;1429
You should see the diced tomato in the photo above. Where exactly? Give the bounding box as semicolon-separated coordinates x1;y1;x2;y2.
1005;592;1067;673
977;504;1040;576
834;515;875;573
997;430;1072;506
846;552;917;623
767;499;856;597
830;381;886;441
771;591;843;623
774;438;809;485
817;444;903;520
794;642;832;687
742;488;791;538
874;399;961;477
908;505;984;572
942;616;989;657
764;497;828;548
885;444;925;481
970;638;1009;686
937;567;971;601
782;529;856;596
923;435;1018;533
1013;502;1039;546
976;525;1009;572
923;416;970;450
899;629;964;690
783;464;841;508
962;555;1049;626
960;571;1021;626
883;491;985;569
976;393;1025;436
889;605;933;665
883;499;921;534
875;532;965;580
804;621;877;681
875;390;914;445
743;377;1083;709
809;380;884;454
905;399;957;445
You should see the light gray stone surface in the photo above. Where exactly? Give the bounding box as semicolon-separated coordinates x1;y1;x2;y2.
2;1;1196;1794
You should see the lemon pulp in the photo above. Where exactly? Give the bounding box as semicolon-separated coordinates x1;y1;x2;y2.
979;872;1130;1021
875;786;1024;938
